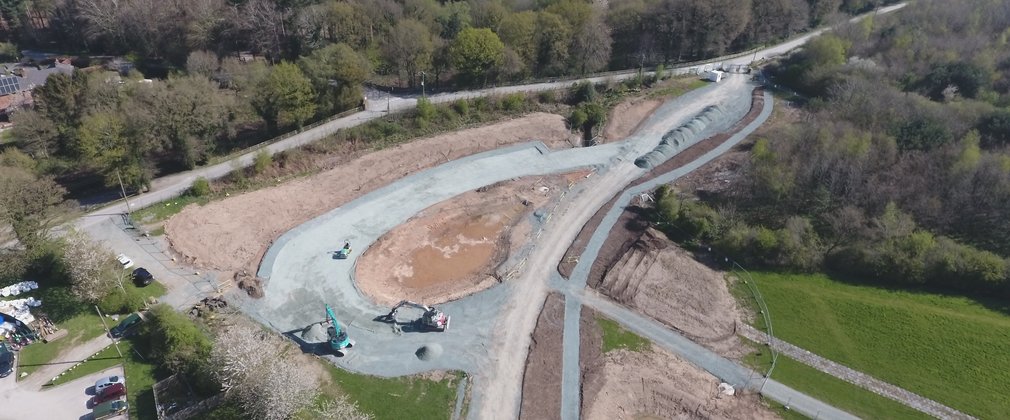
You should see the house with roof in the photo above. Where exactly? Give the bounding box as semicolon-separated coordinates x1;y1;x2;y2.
0;57;74;118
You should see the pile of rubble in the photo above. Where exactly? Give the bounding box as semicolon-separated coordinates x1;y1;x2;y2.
188;297;228;319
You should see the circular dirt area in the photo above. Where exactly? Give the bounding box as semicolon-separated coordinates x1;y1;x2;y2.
356;172;590;306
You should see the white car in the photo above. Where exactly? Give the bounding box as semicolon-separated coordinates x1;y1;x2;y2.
95;375;124;393
116;254;134;270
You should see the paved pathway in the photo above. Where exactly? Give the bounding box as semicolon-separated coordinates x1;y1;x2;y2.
740;324;975;420
18;334;117;390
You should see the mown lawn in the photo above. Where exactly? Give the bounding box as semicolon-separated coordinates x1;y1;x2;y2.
325;366;461;420
744;340;930;420
750;271;1010;419
597;316;650;353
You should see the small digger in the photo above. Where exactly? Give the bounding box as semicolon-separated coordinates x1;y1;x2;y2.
383;300;451;332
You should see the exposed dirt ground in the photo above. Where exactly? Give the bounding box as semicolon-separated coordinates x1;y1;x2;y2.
597;229;744;356
582;345;779;420
518;293;565;420
164;113;575;276
356;172;588;306
602;97;663;142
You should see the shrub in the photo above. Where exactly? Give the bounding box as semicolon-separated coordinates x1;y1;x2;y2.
416;97;436;121
569;81;597;104
654;64;666;82
190;177;211;197
252;149;272;174
501;93;525;112
568;109;587;131
537;90;557;104
452;99;469;116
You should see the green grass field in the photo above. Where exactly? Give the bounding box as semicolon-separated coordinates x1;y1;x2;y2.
325;366;461;420
597;316;650;353
744;339;930;419
750;271;1010;419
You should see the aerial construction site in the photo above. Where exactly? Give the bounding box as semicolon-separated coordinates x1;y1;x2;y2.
149;71;825;420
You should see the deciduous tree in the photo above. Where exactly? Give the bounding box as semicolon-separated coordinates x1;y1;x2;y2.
61;229;116;303
450;27;504;86
252;62;316;132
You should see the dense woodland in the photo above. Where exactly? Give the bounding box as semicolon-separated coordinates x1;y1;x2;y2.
657;0;1010;296
0;0;893;196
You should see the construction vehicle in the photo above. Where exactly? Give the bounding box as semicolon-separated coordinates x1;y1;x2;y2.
334;242;352;260
326;304;353;353
385;300;450;332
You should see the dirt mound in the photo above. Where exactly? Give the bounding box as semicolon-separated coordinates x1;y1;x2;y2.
164;112;574;274
597;229;741;355
356;173;586;306
415;343;443;361
602;97;663;142
518;293;564;420
582;346;778;420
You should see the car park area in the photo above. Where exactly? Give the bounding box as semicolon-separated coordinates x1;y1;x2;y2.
0;366;127;419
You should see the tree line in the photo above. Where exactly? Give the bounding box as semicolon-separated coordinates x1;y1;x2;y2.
655;0;1010;296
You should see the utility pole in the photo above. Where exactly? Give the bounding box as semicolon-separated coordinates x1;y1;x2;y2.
115;169;133;217
421;71;426;99
95;305;124;359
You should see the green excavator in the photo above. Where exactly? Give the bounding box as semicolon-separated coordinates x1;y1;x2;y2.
325;304;354;353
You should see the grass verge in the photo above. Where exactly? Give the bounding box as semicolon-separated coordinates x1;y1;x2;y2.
597;316;649;353
131;195;209;224
16;311;105;380
743;339;930;420
324;366;461;420
647;77;709;99
750;271;1010;419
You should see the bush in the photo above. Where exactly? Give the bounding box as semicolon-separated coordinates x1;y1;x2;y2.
654;64;666;82
416;97;436;121
538;90;557;104
252;149;272;175
148;304;213;376
190;177;211;197
569;81;597;104
568;109;587;131
500;93;525;112
452;99;469;116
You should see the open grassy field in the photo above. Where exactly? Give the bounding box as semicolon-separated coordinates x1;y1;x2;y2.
750;271;1010;419
744;339;930;420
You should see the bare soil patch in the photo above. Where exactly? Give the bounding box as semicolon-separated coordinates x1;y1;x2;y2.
602;97;663;142
164;113;574;276
582;345;778;420
518;293;565;420
356;173;585;306
597;229;743;356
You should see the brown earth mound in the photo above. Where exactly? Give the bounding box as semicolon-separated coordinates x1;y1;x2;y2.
356;173;585;306
518;293;565;420
602;97;663;142
164;113;574;274
597;229;742;354
582;346;778;420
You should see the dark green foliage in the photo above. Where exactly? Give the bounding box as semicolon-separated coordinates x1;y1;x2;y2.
190;177;211;197
146;304;218;396
500;93;526;112
980;111;1010;148
415;98;437;121
569;81;597;105
919;62;989;101
893;116;953;151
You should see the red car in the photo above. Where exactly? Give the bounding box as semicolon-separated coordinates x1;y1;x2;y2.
93;383;127;405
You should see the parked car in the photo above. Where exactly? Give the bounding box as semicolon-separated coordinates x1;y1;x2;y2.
93;400;129;420
93;383;127;405
95;375;124;393
132;267;154;287
0;343;13;378
116;254;134;270
109;312;145;338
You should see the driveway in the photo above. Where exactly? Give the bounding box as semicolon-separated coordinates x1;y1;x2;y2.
0;365;126;420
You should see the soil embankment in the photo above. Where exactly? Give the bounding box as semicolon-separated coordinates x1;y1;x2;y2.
518;293;565;420
164;113;573;275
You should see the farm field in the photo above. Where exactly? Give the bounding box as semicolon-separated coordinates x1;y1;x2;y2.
750;271;1010;419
